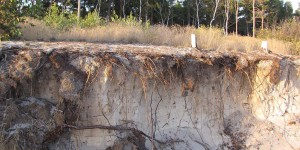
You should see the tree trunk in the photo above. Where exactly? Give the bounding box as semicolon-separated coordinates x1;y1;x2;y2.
107;0;113;21
261;15;264;29
167;6;171;26
210;0;220;27
145;0;148;22
96;0;102;15
261;8;264;30
253;0;255;37
196;0;200;28
236;0;239;35
159;5;164;24
119;0;123;17
224;0;230;35
187;2;191;25
123;0;126;18
139;0;142;21
77;0;80;22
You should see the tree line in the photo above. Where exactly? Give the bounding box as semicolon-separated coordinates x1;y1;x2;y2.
0;0;298;39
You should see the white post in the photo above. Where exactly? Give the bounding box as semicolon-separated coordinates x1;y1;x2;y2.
261;41;268;53
191;34;196;48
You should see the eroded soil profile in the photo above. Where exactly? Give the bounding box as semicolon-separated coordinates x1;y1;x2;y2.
0;42;299;150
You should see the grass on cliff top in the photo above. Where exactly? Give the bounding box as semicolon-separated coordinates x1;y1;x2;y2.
20;18;297;56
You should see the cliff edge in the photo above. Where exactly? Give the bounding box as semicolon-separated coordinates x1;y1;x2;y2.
0;41;299;150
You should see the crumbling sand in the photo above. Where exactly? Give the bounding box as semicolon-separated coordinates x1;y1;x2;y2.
0;41;299;150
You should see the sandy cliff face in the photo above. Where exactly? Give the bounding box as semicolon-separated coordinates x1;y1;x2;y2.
0;42;299;150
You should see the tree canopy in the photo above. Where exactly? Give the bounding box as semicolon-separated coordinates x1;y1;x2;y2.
0;0;23;40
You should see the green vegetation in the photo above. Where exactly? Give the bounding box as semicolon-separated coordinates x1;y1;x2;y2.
80;11;103;28
34;4;145;30
0;0;23;40
44;4;77;31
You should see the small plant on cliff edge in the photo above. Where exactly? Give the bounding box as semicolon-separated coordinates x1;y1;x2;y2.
0;0;23;40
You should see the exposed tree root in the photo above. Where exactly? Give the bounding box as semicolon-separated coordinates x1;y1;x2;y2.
63;124;184;145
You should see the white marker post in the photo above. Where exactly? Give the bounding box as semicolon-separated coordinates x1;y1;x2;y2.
191;34;196;48
261;41;268;53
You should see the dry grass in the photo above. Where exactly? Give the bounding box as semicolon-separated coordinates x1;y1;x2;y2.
267;39;293;55
20;18;296;55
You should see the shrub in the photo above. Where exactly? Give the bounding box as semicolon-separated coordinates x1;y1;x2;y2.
80;11;104;28
44;4;77;31
0;0;23;40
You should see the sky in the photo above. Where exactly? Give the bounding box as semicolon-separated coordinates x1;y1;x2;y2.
285;0;300;11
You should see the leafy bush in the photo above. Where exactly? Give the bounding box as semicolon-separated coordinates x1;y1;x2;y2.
80;11;104;28
43;6;146;32
44;4;77;31
0;0;23;40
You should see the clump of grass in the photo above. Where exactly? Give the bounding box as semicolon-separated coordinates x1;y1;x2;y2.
20;18;194;46
20;17;296;55
258;20;300;41
143;25;193;47
20;18;58;41
219;35;261;52
196;26;223;50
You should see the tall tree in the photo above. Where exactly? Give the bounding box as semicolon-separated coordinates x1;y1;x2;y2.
78;0;81;22
210;0;220;27
195;0;201;27
95;0;102;15
107;0;113;21
253;0;255;37
183;0;192;25
145;0;149;22
224;0;231;35
153;0;173;25
264;0;284;26
22;0;46;18
235;0;239;35
121;0;126;18
139;0;142;21
283;1;293;19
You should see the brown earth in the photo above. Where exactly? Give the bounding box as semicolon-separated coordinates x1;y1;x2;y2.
0;41;299;150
